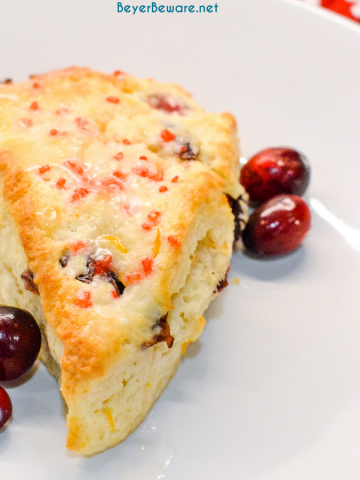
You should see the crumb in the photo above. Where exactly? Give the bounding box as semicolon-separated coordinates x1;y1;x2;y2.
231;277;240;285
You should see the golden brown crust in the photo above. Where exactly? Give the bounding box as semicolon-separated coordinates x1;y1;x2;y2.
0;148;225;394
1;157;115;390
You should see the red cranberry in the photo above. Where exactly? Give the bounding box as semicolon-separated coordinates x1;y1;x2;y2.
242;194;311;256
0;386;12;429
240;147;310;204
0;306;41;382
147;95;184;115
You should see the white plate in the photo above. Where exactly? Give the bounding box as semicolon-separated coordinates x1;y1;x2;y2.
1;0;360;478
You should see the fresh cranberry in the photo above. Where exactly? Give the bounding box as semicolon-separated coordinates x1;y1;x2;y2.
0;306;41;381
242;194;311;256
0;387;12;429
240;147;310;205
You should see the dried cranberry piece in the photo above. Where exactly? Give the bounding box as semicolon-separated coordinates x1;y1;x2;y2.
148;95;184;115
106;270;125;297
142;314;174;349
179;142;199;161
59;253;70;268
226;194;246;246
75;256;125;297
215;267;230;293
21;269;40;296
242;194;311;256
76;257;96;284
240;147;310;205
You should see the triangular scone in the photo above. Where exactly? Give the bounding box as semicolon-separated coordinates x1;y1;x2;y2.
0;68;247;454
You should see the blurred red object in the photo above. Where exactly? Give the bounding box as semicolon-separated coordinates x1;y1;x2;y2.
302;0;360;23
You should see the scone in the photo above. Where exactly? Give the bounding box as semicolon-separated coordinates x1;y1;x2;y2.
0;67;247;454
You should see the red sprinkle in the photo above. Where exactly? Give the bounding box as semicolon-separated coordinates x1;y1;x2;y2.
171;175;179;183
113;152;123;161
159;186;168;193
94;254;113;276
50;129;58;136
168;236;181;248
113;70;124;76
32;82;40;89
142;258;153;276
132;166;164;182
122;202;131;214
64;160;85;176
72;188;89;202
56;178;66;189
19;118;33;127
113;171;127;180
38;165;50;175
148;210;161;221
75;290;92;309
107;96;120;104
111;290;119;299
71;241;87;253
56;108;69;115
142;210;161;230
148;170;164;182
101;177;123;192
127;273;141;284
132;165;149;178
139;156;148;160
161;129;176;142
30;101;40;111
74;117;88;128
123;138;131;145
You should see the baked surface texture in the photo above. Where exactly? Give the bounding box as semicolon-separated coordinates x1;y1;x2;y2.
0;67;247;454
